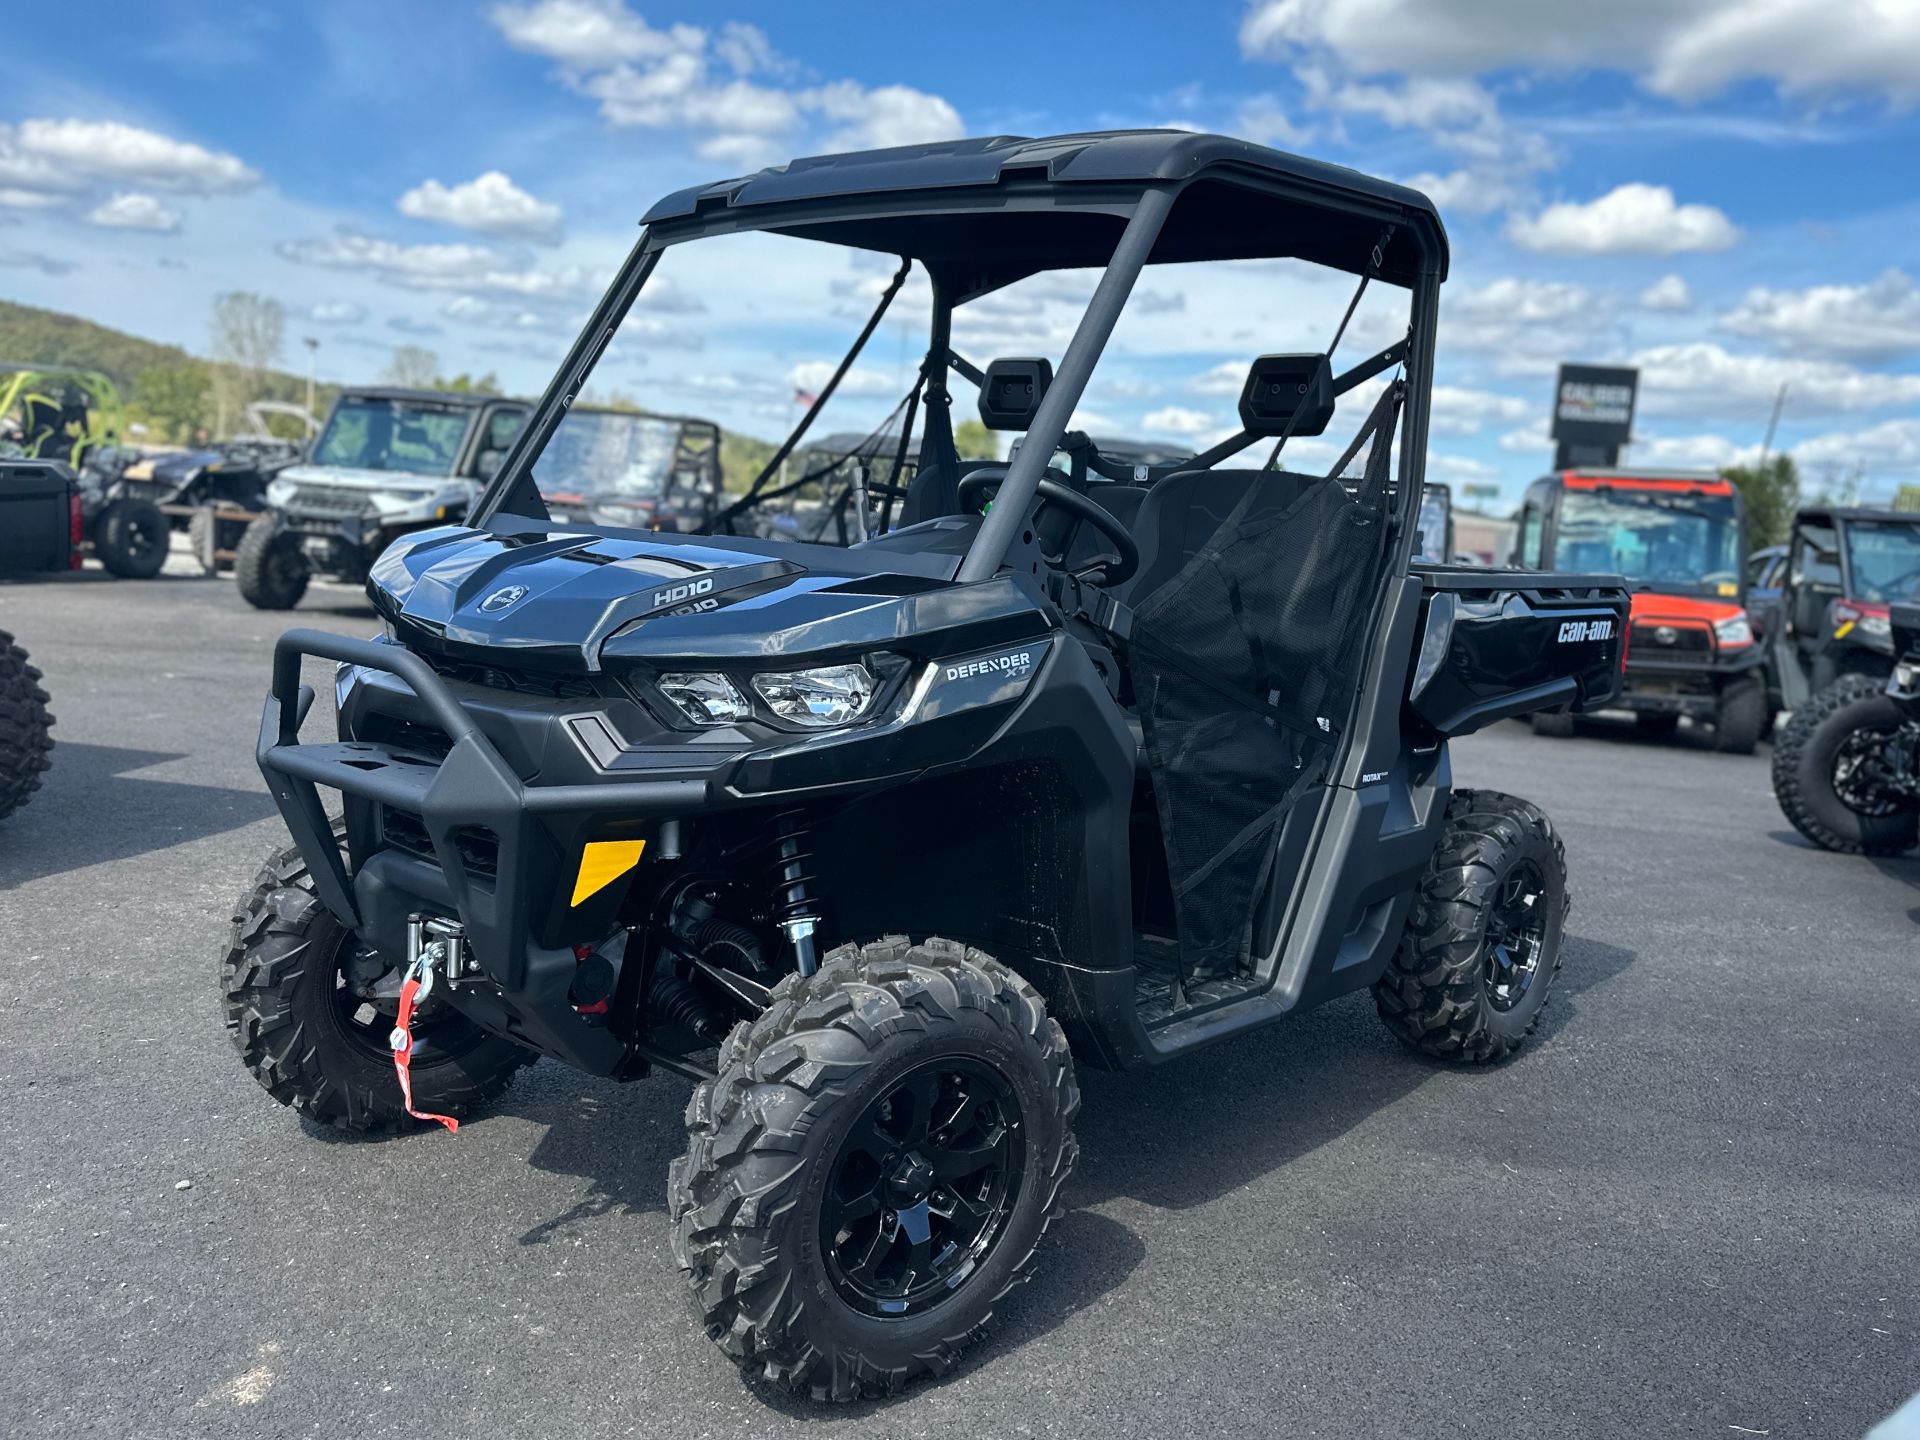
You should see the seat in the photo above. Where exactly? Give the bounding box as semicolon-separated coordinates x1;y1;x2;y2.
1119;467;1321;605
898;459;1003;527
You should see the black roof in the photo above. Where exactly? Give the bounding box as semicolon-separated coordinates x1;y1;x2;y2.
1799;505;1920;525
641;130;1447;295
335;386;508;407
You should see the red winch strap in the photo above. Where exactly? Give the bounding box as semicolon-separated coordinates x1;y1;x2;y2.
390;975;459;1133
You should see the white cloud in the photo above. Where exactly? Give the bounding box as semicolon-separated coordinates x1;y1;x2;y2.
8;118;257;195
0;186;67;210
280;230;502;283
1639;274;1694;312
1719;269;1920;363
1429;384;1532;436
787;360;896;397
1237;0;1920;106
1191;360;1249;396
495;1;961;166
1444;277;1614;372
1405;169;1516;215
398;171;563;242
84;192;181;233
1143;405;1218;437
442;295;557;331
1509;184;1739;257
1631;341;1920;418
1791;417;1920;475
309;301;368;324
1499;420;1552;454
1630;431;1759;469
1428;454;1500;483
1236;95;1314;149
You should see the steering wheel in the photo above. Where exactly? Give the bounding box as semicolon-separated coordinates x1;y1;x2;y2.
956;467;1140;587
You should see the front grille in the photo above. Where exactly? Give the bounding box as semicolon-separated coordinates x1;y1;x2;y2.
423;651;599;700
287;482;378;518
380;809;499;879
1631;620;1713;657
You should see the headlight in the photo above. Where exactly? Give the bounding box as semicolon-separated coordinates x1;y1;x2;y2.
752;664;876;728
1713;614;1753;648
265;477;296;506
658;672;750;725
1859;613;1892;638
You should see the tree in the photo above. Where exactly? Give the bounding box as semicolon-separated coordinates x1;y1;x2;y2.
383;345;440;389
132;362;212;443
1722;454;1800;549
209;292;285;435
438;370;500;394
953;418;999;461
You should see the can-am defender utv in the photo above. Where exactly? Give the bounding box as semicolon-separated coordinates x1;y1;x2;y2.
1511;468;1764;750
1760;506;1920;713
219;131;1628;1399
1772;598;1920;854
234;387;528;609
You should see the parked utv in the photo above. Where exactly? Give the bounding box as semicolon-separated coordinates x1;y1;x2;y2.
1760;506;1920;717
1512;468;1764;750
0;458;72;818
538;405;721;534
219;131;1628;1400
1772;600;1920;854
234;387;528;609
0;365;170;578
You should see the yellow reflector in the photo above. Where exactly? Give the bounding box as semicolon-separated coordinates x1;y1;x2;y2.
1717;582;1737;597
1834;619;1856;640
571;840;645;906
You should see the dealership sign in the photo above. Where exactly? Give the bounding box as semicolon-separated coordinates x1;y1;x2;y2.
1552;364;1639;449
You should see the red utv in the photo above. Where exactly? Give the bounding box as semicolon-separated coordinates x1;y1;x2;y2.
1512;468;1766;752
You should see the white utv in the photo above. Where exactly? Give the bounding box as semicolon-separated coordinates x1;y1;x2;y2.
235;387;528;610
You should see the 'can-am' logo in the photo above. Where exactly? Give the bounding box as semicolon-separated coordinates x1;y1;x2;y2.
1556;618;1615;643
481;584;529;614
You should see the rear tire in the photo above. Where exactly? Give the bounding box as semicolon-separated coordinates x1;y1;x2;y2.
94;496;169;579
1771;676;1920;855
1530;709;1576;737
219;833;533;1132
235;517;309;610
1374;789;1570;1064
669;936;1079;1401
0;632;54;822
1712;677;1767;755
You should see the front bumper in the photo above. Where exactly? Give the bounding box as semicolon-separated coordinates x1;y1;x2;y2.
258;630;712;1071
1619;641;1766;716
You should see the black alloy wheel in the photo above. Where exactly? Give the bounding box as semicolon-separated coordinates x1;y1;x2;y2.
820;1057;1026;1318
1483;862;1547;1013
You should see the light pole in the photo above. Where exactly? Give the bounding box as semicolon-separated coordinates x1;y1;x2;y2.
302;336;319;420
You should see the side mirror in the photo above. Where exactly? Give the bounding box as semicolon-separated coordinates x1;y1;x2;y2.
978;358;1054;431
475;449;505;481
1238;353;1335;437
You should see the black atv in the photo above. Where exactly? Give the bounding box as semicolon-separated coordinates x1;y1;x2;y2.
1772;600;1920;854
219;131;1629;1400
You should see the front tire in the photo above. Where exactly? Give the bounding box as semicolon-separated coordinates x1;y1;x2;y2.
234;517;309;610
1530;709;1576;737
1374;789;1570;1064
1771;675;1920;854
669;936;1079;1401
0;632;54;822
1712;677;1767;755
219;834;533;1132
94;496;169;578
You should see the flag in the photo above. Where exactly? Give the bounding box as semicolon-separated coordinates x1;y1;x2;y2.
793;388;819;408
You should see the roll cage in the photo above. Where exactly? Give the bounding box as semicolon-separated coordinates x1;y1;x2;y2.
474;129;1449;584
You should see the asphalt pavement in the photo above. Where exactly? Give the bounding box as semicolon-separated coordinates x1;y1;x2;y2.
1;562;1915;1439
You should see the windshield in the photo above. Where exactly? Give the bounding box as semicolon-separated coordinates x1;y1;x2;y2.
1844;520;1920;602
1553;488;1741;589
312;397;470;477
538;409;692;499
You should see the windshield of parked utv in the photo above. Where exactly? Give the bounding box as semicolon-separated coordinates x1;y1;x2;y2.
1554;488;1740;588
313;397;469;476
538;409;690;500
1845;520;1920;601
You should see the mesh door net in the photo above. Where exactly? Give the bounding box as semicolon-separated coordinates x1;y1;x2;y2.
1129;387;1400;977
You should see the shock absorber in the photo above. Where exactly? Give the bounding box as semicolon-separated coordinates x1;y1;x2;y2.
765;812;821;976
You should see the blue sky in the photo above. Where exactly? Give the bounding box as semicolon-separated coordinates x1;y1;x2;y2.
3;0;1919;505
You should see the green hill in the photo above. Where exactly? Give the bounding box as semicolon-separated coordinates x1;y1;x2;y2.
0;299;199;388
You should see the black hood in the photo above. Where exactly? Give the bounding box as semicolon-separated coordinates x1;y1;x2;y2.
366;521;1037;672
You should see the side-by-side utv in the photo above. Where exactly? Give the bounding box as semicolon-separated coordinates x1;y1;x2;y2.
538;405;722;534
234;387;529;609
1511;468;1764;750
219;131;1627;1400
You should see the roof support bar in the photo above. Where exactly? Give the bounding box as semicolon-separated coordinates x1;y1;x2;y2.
956;185;1176;584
